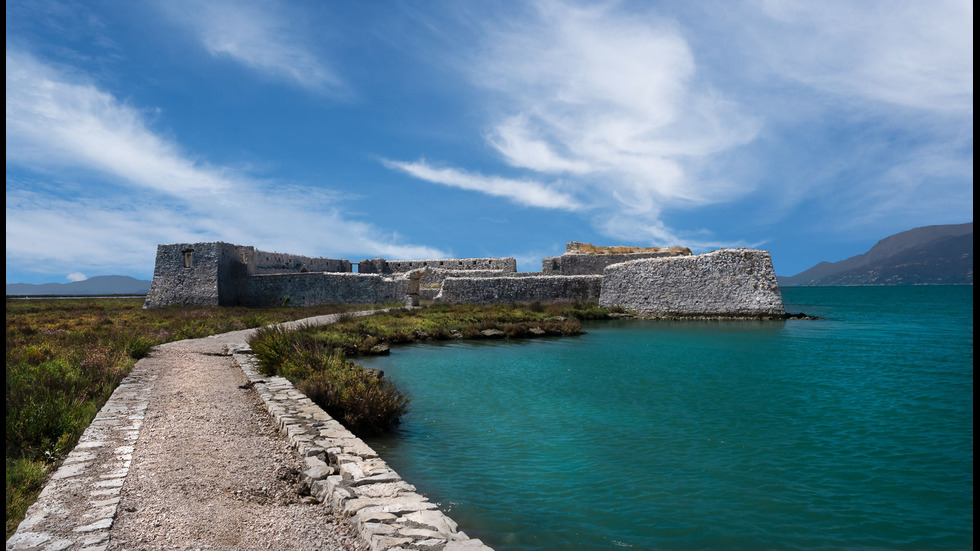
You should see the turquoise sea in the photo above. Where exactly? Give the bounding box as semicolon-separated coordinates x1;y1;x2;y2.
362;287;974;550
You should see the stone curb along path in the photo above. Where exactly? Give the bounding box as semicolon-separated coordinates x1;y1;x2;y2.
230;351;493;551
7;361;157;551
8;311;493;551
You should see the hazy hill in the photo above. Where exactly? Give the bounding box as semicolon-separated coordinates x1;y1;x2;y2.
779;223;973;286
6;275;151;296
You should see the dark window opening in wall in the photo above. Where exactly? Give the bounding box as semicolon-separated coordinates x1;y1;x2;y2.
182;248;194;268
552;259;560;271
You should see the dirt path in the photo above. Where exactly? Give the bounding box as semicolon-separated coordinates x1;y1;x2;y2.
107;334;364;551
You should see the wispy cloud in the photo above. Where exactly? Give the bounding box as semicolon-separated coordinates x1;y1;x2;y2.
160;0;344;93
383;158;582;210
754;0;973;113
729;0;974;232
6;50;230;196
389;0;971;246
5;49;441;279
391;1;760;243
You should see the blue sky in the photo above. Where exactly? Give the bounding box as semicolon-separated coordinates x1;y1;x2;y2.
5;0;973;283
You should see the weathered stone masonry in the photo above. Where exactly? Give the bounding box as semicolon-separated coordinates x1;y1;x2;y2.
144;241;786;317
434;275;603;305
599;248;785;317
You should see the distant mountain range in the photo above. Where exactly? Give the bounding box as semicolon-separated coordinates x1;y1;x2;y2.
6;275;151;296
778;222;973;286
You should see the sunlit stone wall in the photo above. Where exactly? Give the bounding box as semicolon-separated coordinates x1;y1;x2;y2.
599;249;785;317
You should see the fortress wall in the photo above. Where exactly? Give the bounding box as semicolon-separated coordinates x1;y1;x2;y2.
143;241;786;315
369;257;517;274
356;258;388;274
541;251;689;275
248;249;351;274
144;242;245;308
238;273;407;307
599;249;785;317
435;275;603;305
413;268;515;289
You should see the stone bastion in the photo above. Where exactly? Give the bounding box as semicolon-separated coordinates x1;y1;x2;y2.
144;241;785;318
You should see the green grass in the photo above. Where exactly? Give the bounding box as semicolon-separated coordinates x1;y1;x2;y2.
5;298;380;539
308;302;613;357
248;302;617;434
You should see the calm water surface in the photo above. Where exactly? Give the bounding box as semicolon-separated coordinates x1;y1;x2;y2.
362;287;973;550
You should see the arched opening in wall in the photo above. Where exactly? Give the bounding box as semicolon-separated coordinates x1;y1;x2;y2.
182;248;194;269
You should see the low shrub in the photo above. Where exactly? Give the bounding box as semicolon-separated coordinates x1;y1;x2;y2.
125;336;153;359
250;328;409;434
296;351;409;434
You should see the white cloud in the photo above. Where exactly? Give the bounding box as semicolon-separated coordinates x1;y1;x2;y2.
729;0;974;231
161;0;343;93
383;159;583;211
6;50;231;197
754;0;973;113
67;272;87;282
391;1;760;244
476;1;760;210
5;49;443;280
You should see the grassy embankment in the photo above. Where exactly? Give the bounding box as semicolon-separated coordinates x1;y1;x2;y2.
5;298;379;539
249;302;615;434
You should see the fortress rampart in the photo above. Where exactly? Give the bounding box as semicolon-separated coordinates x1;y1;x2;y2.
434;275;603;304
249;249;351;274
239;273;407;307
358;257;516;274
599;248;784;317
144;241;785;317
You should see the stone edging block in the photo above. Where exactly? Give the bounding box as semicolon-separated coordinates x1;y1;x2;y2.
6;363;157;551
232;348;494;551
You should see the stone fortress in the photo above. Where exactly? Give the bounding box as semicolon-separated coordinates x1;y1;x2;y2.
144;241;786;318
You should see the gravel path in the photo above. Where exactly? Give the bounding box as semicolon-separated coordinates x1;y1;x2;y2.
107;333;365;551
